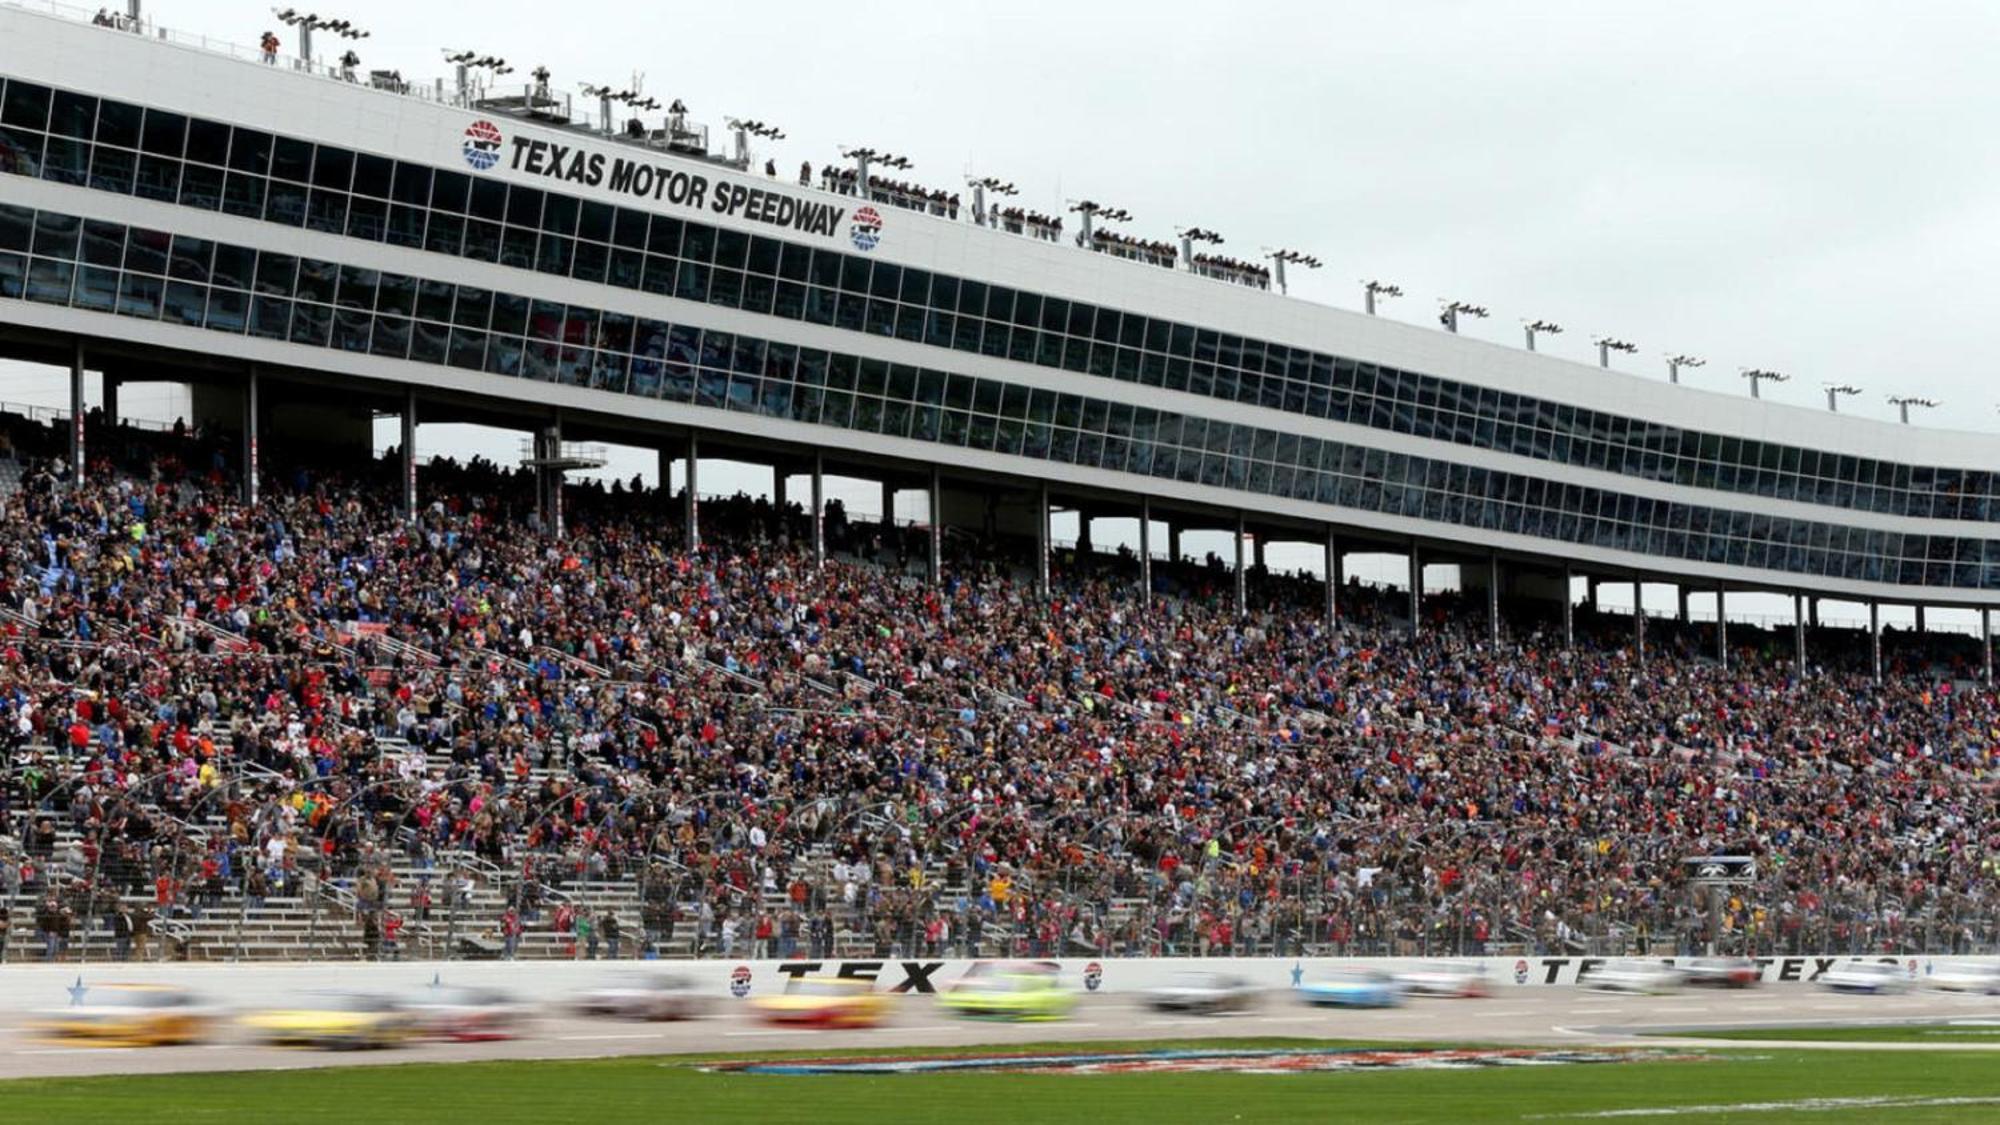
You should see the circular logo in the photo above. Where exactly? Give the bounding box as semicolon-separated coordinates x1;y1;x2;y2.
849;205;883;252
729;965;752;998
1513;959;1530;985
1083;961;1103;992
463;120;503;171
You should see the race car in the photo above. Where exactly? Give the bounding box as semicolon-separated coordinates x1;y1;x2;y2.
750;976;890;1028
240;991;414;1049
1926;961;2000;995
1299;969;1403;1009
404;985;532;1041
573;973;707;1021
29;984;215;1046
1818;961;1911;995
1145;971;1260;1014
1680;957;1761;989
1578;960;1683;994
939;969;1077;1021
1394;962;1491;998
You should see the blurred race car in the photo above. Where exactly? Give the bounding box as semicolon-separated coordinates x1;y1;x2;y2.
751;976;890;1028
1819;961;1911;995
1395;962;1491;998
1579;960;1683;994
1146;971;1260;1014
573;973;707;1021
1926;962;2000;995
30;983;215;1046
1680;957;1761;989
240;991;414;1049
405;986;531;1041
939;968;1077;1020
1299;969;1403;1009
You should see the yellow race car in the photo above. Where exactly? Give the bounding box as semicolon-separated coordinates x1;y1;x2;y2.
938;966;1078;1021
31;983;214;1046
750;976;891;1028
240;991;415;1049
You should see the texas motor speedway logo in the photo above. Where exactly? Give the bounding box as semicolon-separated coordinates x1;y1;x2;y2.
463;120;504;170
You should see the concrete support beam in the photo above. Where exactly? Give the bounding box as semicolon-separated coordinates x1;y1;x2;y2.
102;373;119;429
1915;605;1926;634
684;433;699;552
927;467;942;584
1408;542;1421;636
811;452;825;568
1252;534;1266;573
1985;607;1994;686
242;368;259;508
1562;566;1575;648
400;388;417;522
68;340;85;486
772;469;787;517
1678;587;1689;624
1794;592;1807;673
1870;601;1882;682
1715;588;1727;669
1139;498;1153;608
880;479;895;528
1633;582;1645;669
1167;525;1182;565
1036;483;1050;595
1488;553;1501;648
1808;596;1819;630
1324;529;1339;630
1233;512;1247;618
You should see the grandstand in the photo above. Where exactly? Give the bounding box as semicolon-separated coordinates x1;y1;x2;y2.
0;2;1997;967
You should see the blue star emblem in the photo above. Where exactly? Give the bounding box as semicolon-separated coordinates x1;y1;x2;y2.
1290;961;1303;988
67;975;88;1007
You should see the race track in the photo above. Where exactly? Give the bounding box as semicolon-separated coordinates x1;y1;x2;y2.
5;984;1999;1079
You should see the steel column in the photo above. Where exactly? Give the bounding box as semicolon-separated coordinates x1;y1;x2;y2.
242;368;259;508
68;340;84;486
684;433;699;551
811;452;825;568
1139;497;1153;608
1234;513;1247;618
401;388;417;522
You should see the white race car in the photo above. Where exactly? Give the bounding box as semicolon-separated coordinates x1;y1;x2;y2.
574;973;708;1020
405;985;532;1041
1395;962;1490;998
1146;971;1261;1014
1578;959;1683;994
1818;961;1911;995
1926;962;2000;995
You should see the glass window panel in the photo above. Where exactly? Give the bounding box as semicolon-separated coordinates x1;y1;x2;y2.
74;265;119;311
135;156;181;204
94;98;141;148
140;108;186;157
88;146;136;193
115;271;162;319
2;82;51;131
351;152;392;198
506;184;545;227
49;91;95;141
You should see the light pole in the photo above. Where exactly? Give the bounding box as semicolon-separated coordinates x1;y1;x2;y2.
1068;200;1132;245
1822;383;1861;413
1178;226;1224;271
967;176;1017;227
725;118;785;166
1439;301;1489;334
1740;368;1788;400
1594;337;1637;369
273;8;367;71
1362;280;1402;316
1265;249;1321;295
1523;319;1561;352
1666;353;1704;385
443;49;512;105
840;146;911;200
1887;395;1938;424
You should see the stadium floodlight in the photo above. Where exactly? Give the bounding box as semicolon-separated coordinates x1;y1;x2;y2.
443;48;512;104
841;146;911;193
724;117;785;163
584;84;646;136
1594;337;1638;369
1887;395;1939;424
1666;353;1704;385
1523;319;1562;352
1177;226;1224;270
1739;367;1788;399
1362;280;1402;316
1822;383;1861;413
274;8;368;66
967;175;1017;227
1264;249;1321;295
1067;200;1133;242
1439;301;1489;334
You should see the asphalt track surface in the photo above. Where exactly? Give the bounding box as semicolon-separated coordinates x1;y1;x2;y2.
4;985;1998;1079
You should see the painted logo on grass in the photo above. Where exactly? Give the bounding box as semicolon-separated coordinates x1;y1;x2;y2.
729;965;752;998
849;205;883;252
463;120;504;171
705;1047;1712;1075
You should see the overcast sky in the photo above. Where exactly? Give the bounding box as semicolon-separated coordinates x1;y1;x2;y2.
8;0;1997;623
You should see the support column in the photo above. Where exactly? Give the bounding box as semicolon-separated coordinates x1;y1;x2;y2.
535;423;564;537
684;433;700;551
1167;524;1182;566
102;373;119;429
880;479;895;529
927;466;942;584
1233;513;1247;619
1488;553;1501;647
1251;533;1266;573
1793;592;1807;673
1562;565;1575;648
1408;542;1421;636
242;368;259;508
1915;605;1926;634
1808;597;1819;629
400;388;417;522
1324;528;1339;630
1677;587;1689;624
1869;601;1882;682
1138;498;1153;608
68;340;85;486
1633;582;1645;669
1984;607;1993;686
1076;510;1092;555
773;468;788;516
1715;587;1727;669
1586;578;1599;615
810;452;826;568
1036;482;1050;595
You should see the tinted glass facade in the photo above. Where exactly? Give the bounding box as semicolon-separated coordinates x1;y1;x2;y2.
3;199;1997;589
1;75;1996;526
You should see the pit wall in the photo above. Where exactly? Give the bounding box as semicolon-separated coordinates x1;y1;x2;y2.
0;953;1984;1014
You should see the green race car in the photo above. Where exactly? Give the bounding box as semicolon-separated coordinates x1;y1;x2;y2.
938;966;1079;1021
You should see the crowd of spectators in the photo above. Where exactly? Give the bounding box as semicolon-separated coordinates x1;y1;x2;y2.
1085;229;1179;269
1191;253;1272;290
993;208;1065;243
815;166;960;218
0;407;1995;965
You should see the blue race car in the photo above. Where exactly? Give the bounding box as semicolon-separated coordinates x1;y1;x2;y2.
1299;969;1404;1008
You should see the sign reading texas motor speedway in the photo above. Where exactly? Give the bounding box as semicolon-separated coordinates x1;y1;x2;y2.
458;120;862;245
